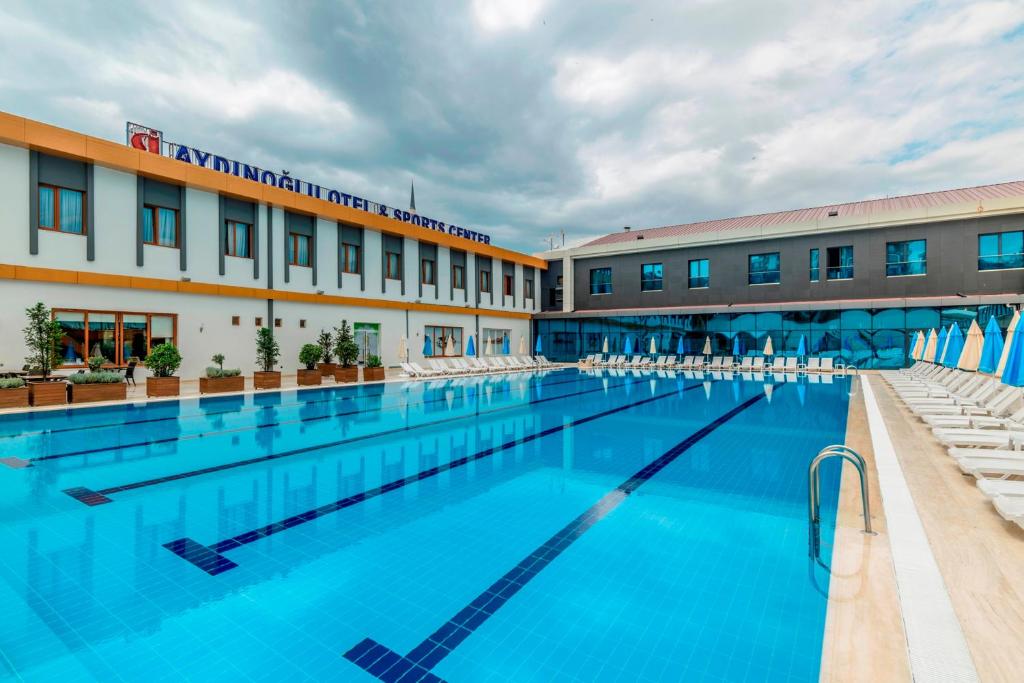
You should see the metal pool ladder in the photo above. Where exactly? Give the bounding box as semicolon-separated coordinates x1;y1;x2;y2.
808;444;875;561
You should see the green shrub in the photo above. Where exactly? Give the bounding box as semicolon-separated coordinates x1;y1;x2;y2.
255;328;280;372
87;356;106;372
334;320;359;368
211;353;225;370
0;378;26;389
299;343;322;370
23;302;63;378
317;330;334;363
205;366;241;378
67;371;123;384
365;354;383;368
147;343;182;377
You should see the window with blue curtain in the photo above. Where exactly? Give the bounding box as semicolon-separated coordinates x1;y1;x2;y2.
143;206;177;247
590;267;612;294
886;239;926;276
688;259;709;288
748;253;780;284
826;245;853;280
39;184;84;234
809;248;819;281
640;263;663;291
226;220;251;257
978;231;1024;271
289;233;311;267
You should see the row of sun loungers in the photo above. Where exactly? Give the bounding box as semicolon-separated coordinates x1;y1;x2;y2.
581;354;849;374
400;355;555;378
881;363;1024;530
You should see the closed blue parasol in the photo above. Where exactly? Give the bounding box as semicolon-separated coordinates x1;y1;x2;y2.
623;336;633;355
732;336;740;357
466;335;476;356
935;327;948;364
942;324;964;368
979;316;1004;374
502;335;510;355
797;335;807;357
1001;321;1024;387
534;335;542;354
422;335;433;356
676;335;684;356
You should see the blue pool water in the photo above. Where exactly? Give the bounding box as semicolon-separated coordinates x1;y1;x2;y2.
0;369;849;682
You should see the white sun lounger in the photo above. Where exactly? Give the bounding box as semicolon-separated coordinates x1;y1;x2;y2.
923;394;1024;428
934;426;1024;449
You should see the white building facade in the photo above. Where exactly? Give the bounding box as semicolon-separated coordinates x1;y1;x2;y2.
0;113;543;378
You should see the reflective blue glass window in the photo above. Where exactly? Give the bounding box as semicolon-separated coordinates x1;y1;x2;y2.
906;307;940;330
886;239;926;276
748;252;780;284
809;248;819;282
978;231;1024;270
589;267;612;294
688;259;709;288
640;263;663;291
826;245;854;280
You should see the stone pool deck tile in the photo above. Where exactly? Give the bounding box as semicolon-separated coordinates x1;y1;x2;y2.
876;379;1024;683
820;379;911;683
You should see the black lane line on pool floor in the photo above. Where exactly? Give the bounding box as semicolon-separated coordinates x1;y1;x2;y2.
342;390;770;683
162;384;704;576
25;373;586;465
63;377;638;507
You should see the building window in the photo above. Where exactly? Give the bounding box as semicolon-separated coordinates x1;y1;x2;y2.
225;220;252;258
385;251;402;279
886;240;927;276
274;318;282;328
452;263;465;289
979;231;1024;271
255;317;263;327
299;319;306;328
421;258;436;285
809;248;820;282
479;270;492;293
482;328;512;355
424;325;463;357
342;243;360;274
748;253;780;285
142;206;178;247
688;259;709;289
641;263;663;291
524;278;534;299
590;267;612;294
288;233;311;266
826;245;854;280
39;184;85;234
231;316;240;326
503;274;514;296
53;309;176;367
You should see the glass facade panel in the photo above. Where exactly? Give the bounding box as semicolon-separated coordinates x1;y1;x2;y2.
809;248;819;282
748;253;780;285
88;313;117;364
640;263;663;291
886;239;926;276
978;230;1024;270
826;246;854;280
688;259;709;288
590;267;612;294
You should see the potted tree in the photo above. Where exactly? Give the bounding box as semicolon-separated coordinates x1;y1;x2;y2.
316;329;337;378
333;320;359;383
254;327;281;389
200;353;244;394
363;354;385;382
0;377;29;409
68;369;126;404
146;342;182;397
23;302;67;406
298;344;323;386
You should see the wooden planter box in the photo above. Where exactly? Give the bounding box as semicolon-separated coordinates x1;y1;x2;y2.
318;362;337;378
253;371;281;390
363;367;385;382
334;366;359;383
199;375;245;394
28;381;67;406
0;386;29;409
69;382;127;404
146;376;180;398
297;369;322;386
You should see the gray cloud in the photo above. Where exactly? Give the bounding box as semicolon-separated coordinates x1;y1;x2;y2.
1;0;1022;253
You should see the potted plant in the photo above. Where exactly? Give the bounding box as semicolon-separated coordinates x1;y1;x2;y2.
254;327;281;389
200;353;244;394
363;354;385;382
23;302;67;406
333;320;360;383
68;370;126;404
316;330;337;377
298;344;323;386
146;342;182;397
0;377;29;409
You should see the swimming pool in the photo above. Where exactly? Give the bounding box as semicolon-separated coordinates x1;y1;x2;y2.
0;369;850;682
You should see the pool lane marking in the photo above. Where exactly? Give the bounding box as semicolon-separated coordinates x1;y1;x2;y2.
342;390;770;682
25;373;588;464
162;384;704;575
64;376;645;506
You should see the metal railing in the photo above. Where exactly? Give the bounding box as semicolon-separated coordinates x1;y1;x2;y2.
808;444;875;561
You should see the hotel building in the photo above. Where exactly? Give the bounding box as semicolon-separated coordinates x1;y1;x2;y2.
0;112;543;377
535;183;1024;367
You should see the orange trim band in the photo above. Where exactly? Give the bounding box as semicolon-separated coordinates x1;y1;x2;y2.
0;110;547;271
0;264;533;320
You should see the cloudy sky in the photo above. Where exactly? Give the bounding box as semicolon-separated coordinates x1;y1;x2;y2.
1;0;1022;253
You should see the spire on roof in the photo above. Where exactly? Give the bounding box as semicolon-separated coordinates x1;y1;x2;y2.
409;179;416;213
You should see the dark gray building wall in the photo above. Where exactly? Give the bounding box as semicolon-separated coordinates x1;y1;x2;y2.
570;215;1024;311
541;258;563;311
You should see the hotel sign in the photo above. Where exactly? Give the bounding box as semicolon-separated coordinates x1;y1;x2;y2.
126;121;492;244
